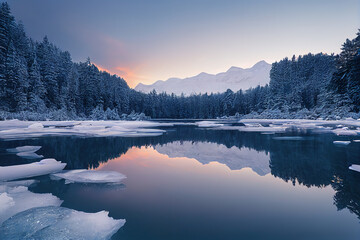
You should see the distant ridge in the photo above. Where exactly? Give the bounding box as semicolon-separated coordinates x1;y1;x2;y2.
134;60;271;95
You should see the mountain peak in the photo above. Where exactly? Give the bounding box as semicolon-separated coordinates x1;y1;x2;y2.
251;60;270;68
134;60;271;95
227;66;243;72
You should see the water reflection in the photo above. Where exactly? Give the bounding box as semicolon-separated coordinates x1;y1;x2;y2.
29;146;360;239
154;141;270;175
1;125;360;239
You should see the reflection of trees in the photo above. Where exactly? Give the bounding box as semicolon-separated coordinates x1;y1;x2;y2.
269;138;334;187
1;125;360;218
1;126;272;169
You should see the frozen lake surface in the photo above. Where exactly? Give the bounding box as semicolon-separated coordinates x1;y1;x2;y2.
1;119;360;239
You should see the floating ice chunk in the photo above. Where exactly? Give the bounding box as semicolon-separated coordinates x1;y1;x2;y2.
238;126;287;133
0;181;62;225
0;159;66;182
349;164;360;173
332;128;358;136
333;141;351;145
7;145;42;153
196;121;224;128
16;151;44;159
52;169;126;184
0;206;125;240
353;140;360;142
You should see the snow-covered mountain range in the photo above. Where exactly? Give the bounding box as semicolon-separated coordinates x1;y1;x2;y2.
154;141;271;176
134;60;271;95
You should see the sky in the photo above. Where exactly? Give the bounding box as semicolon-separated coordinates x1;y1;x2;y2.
5;0;360;88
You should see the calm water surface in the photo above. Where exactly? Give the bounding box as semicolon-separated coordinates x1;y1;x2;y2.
1;124;360;240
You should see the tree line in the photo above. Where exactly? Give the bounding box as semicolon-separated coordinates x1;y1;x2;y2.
0;2;359;120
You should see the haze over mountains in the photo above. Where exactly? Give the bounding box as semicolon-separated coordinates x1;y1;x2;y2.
135;61;271;95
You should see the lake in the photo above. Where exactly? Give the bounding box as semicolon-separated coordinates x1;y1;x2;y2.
1;121;360;239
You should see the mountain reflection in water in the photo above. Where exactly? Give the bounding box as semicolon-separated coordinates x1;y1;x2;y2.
1;125;360;239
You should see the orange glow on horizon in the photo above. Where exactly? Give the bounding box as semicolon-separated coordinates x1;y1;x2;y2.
93;62;148;88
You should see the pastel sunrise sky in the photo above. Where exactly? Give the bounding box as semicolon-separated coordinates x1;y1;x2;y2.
6;0;360;87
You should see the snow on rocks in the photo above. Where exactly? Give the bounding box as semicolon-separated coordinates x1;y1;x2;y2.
0;180;62;225
333;141;351;145
0;159;66;182
0;206;125;240
52;169;126;184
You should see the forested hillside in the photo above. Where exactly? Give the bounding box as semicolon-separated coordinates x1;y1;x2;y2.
0;2;359;120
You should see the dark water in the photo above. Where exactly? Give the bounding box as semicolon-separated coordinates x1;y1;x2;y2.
1;125;360;240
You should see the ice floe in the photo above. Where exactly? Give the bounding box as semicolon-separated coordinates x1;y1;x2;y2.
16;151;44;159
52;169;126;184
333;141;351;145
0;159;66;182
0;120;171;139
0;206;125;240
0;180;62;225
196;121;224;128
332;127;358;136
194;119;360;136
7;145;42;153
7;146;43;159
349;164;360;173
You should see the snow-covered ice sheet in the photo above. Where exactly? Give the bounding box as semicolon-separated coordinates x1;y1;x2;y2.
0;159;66;182
333;141;351;145
0;180;62;225
52;169;126;184
0;206;125;240
0;120;171;139
195;119;360;136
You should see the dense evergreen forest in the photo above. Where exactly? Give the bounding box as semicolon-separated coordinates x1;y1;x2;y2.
0;2;359;120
